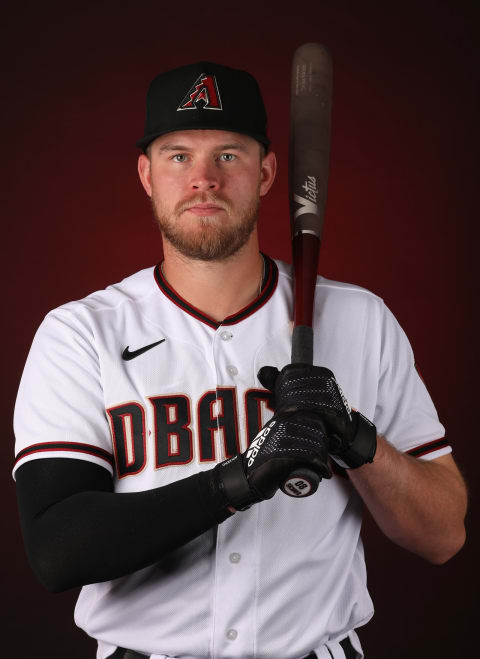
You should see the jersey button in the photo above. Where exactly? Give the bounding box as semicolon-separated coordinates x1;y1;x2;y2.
226;629;238;641
226;365;238;377
220;330;233;341
229;552;241;563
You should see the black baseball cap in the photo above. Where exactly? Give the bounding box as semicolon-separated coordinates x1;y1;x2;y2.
136;61;270;152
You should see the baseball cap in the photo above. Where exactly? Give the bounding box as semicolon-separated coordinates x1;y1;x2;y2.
136;61;270;152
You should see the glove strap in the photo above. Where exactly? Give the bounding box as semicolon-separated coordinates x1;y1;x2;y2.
216;455;257;511
332;412;377;469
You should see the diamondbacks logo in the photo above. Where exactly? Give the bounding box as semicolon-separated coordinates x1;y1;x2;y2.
178;73;223;111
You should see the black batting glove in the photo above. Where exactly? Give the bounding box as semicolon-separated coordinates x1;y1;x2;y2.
212;410;332;511
257;363;377;469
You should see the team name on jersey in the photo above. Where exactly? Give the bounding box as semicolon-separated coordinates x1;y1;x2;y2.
106;388;274;478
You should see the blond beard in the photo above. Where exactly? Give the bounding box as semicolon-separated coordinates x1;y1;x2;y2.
150;189;260;261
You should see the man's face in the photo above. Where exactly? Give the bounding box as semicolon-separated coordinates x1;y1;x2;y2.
138;130;276;261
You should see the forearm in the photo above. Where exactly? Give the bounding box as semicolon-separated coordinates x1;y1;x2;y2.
347;436;467;563
16;460;231;592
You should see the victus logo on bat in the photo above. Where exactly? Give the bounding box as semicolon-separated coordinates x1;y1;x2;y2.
293;175;319;220
246;419;276;467
302;175;318;204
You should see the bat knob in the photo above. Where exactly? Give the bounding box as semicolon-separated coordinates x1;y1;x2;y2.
281;468;320;498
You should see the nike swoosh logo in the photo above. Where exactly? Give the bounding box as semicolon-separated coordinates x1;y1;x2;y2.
122;339;166;361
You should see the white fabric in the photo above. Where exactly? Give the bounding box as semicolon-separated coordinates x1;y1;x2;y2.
14;259;448;659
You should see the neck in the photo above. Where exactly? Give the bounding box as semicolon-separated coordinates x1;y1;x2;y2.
161;233;264;322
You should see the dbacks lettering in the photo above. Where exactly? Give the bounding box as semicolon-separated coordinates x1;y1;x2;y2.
150;395;192;468
107;402;146;477
198;388;240;462
107;388;273;478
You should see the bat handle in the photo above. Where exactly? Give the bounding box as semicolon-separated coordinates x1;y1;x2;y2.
285;325;320;498
285;235;320;496
281;468;320;498
291;325;313;364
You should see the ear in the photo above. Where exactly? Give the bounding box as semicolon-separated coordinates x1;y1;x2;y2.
259;151;277;197
138;154;152;197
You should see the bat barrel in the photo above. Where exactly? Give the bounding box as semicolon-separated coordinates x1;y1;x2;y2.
289;43;332;241
289;42;331;366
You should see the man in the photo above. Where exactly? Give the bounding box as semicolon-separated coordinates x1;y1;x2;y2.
14;61;467;659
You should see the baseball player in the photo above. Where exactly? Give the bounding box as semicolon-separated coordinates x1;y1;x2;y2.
13;62;467;659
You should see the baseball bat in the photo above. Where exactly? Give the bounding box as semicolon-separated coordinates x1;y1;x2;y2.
281;43;333;499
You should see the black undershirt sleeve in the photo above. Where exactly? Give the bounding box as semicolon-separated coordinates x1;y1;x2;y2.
15;458;232;593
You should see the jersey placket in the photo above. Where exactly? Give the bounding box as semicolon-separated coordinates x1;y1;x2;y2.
209;324;259;657
211;493;260;658
210;326;247;457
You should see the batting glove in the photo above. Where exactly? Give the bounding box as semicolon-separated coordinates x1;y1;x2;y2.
213;410;332;511
257;364;377;469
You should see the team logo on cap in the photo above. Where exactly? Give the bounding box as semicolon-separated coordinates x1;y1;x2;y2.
177;73;223;111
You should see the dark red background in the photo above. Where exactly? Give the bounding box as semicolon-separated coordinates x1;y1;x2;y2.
2;1;477;657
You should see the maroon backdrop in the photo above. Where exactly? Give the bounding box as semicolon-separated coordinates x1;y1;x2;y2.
3;1;477;657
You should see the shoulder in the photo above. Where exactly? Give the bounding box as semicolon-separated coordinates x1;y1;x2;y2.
28;267;159;353
315;276;383;306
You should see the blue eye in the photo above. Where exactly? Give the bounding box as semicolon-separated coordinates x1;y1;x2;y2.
220;153;236;162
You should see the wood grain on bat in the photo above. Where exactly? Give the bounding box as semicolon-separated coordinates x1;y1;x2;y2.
290;43;332;240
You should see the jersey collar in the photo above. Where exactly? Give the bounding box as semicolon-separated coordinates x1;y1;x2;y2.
153;253;278;329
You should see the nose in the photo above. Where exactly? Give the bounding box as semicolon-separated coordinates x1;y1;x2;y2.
189;159;220;191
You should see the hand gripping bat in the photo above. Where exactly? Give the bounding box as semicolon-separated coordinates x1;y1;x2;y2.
281;43;333;498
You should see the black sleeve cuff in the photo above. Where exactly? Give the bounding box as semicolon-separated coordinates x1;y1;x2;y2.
196;468;236;523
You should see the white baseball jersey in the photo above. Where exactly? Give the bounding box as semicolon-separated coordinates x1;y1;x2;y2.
13;255;449;659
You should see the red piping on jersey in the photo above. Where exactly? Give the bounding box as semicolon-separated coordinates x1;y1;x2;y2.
155;270;218;329
153;253;278;329
222;263;276;326
14;442;114;468
406;437;449;458
330;437;450;478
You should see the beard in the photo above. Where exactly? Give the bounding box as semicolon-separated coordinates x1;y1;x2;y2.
150;188;260;261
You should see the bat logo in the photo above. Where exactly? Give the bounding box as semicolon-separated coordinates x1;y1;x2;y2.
293;175;319;220
302;176;318;203
178;74;223;111
293;194;318;218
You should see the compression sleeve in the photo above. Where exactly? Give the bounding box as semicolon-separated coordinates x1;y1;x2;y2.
16;458;231;593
